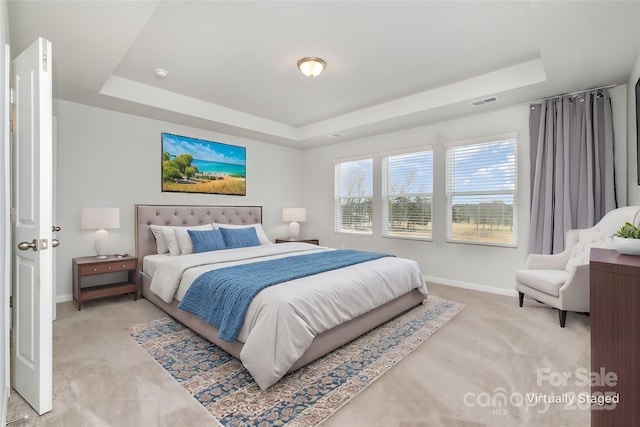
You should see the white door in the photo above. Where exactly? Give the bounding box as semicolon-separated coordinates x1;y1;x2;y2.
11;37;53;415
1;42;11;427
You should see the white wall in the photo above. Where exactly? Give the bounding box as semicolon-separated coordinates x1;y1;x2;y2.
627;51;640;205
53;74;633;299
301;91;628;294
302;106;531;294
54;100;304;301
0;0;9;422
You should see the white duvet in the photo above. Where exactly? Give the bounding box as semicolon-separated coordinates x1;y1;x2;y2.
148;242;428;389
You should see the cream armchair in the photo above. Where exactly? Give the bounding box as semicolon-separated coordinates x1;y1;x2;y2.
517;206;640;327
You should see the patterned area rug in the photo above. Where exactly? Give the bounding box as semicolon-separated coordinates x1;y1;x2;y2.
129;295;463;426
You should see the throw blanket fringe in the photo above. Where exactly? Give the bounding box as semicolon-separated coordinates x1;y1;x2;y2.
178;250;393;341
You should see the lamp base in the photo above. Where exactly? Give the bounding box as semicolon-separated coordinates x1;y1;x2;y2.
289;221;300;240
94;229;109;259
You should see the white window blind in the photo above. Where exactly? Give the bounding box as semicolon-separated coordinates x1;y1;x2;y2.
382;149;433;239
446;137;517;246
335;158;373;234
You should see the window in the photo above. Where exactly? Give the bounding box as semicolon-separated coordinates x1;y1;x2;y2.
382;149;433;239
335;158;373;234
446;136;517;246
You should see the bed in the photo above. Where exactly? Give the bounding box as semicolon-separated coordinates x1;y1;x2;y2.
136;204;428;390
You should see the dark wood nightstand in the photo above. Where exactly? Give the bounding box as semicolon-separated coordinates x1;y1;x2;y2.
72;255;138;310
275;238;319;245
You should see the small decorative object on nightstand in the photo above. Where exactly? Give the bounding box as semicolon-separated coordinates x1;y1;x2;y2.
275;238;319;245
72;255;138;310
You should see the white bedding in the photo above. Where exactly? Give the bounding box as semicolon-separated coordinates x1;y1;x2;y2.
148;242;428;389
143;253;170;277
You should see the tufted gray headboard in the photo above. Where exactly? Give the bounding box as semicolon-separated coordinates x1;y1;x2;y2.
135;204;263;263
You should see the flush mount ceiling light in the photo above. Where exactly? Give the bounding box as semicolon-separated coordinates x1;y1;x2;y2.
297;57;326;77
154;68;169;79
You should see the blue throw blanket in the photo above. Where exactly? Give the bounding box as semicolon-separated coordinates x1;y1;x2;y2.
177;249;393;342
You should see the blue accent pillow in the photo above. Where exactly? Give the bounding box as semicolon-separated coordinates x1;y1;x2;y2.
187;229;227;253
220;227;261;249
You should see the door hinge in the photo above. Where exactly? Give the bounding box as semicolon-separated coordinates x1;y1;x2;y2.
9;296;12;308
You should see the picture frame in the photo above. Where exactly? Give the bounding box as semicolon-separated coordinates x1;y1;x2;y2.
161;132;246;195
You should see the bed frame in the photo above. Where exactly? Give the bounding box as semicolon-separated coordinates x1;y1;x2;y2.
135;204;425;373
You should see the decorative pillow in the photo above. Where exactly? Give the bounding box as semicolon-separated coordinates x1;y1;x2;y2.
153;223;214;256
215;223;272;245
220;227;261;249
174;223;214;255
161;227;181;256
149;225;171;254
188;229;227;253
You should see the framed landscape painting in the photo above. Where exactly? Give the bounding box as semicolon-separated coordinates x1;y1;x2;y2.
161;132;246;195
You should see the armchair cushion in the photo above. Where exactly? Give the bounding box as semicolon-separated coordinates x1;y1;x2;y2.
516;269;569;297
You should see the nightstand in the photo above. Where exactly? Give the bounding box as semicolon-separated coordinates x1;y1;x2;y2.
72;255;138;310
275;238;319;245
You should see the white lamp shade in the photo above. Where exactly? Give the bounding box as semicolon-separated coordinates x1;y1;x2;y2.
282;208;306;223
81;208;120;230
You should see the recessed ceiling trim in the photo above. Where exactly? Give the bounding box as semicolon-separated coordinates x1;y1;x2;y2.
100;75;298;140
100;59;546;144
298;58;547;140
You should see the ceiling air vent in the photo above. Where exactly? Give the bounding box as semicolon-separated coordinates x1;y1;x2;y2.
470;96;499;106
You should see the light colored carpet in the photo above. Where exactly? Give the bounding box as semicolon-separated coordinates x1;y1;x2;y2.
7;283;591;426
129;296;463;426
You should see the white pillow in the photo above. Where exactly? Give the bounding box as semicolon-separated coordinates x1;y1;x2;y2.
214;223;272;245
149;225;171;254
161;227;180;256
174;223;214;255
159;224;215;256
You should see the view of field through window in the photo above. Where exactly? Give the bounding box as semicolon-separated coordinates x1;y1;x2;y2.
335;136;516;246
449;198;515;244
447;138;517;245
383;150;433;239
336;159;373;234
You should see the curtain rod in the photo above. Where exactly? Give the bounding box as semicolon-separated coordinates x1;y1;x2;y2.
530;84;617;104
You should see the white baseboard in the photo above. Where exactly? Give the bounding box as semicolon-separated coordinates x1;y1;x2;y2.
56;294;73;303
424;275;519;298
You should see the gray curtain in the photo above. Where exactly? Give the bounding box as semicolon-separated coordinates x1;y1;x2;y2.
529;89;617;254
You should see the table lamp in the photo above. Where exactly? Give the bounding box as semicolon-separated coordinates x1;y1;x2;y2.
282;208;306;240
81;207;120;259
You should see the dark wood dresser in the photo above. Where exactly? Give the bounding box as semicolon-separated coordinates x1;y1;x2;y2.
589;248;640;427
